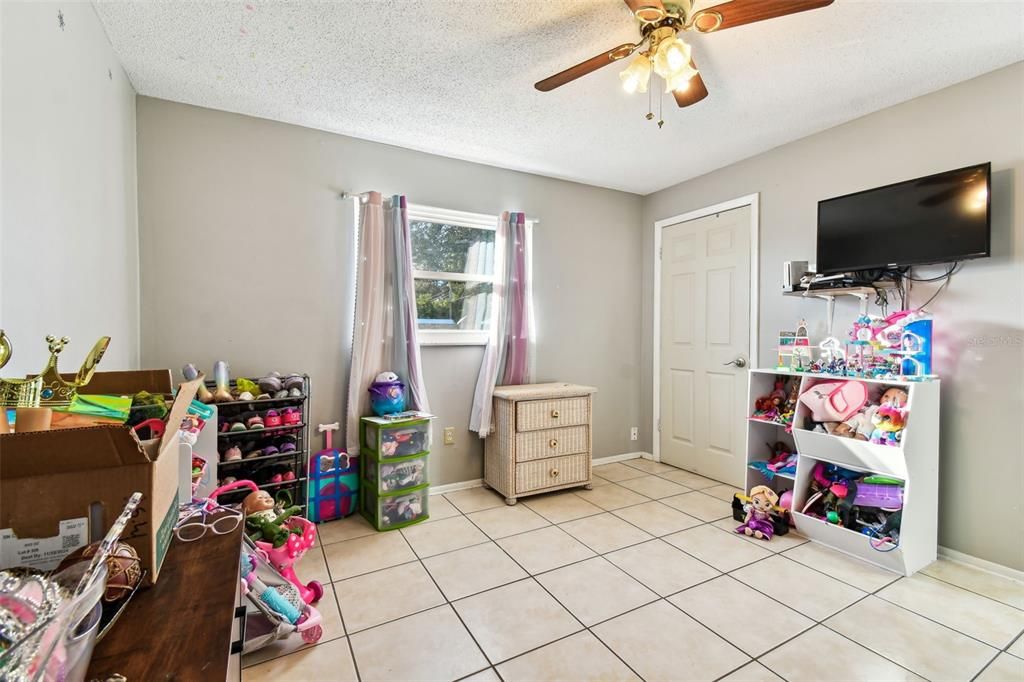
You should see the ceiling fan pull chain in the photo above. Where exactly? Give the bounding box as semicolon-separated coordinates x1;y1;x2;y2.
658;88;665;128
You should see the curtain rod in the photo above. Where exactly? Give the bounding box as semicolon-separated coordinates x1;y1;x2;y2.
337;191;540;224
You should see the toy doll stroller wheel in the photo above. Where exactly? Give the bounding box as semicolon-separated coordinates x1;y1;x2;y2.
301;625;323;643
308;580;324;603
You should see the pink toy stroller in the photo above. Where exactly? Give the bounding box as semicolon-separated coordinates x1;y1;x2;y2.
256;514;324;604
240;535;323;649
208;480;324;605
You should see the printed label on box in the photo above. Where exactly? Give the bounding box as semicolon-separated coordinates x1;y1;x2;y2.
0;518;88;571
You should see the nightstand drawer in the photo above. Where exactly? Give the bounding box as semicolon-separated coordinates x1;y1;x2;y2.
515;426;588;462
516;397;589;432
515;453;590;493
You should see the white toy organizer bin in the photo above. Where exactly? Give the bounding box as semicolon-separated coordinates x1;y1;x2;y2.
746;368;939;576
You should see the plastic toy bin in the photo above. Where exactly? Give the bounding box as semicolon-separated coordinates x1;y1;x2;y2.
364;452;429;495
361;416;432;459
361;482;429;530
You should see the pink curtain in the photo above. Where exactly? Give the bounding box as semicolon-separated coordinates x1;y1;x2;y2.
346;193;430;452
470;212;533;437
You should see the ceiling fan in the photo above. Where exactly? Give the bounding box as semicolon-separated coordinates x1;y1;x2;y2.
535;0;834;120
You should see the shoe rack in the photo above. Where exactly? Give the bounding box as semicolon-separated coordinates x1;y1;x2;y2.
205;374;311;509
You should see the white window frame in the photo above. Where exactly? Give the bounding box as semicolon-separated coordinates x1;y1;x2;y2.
409;204;498;346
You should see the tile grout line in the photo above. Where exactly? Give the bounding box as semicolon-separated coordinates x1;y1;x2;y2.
300;487;871;680
254;466;1022;682
319;526;364;682
914;570;1024;614
394;519;501;679
581;476;966;681
456;509;649;680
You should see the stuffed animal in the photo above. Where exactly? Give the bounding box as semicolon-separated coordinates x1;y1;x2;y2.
369;371;406;416
736;485;779;541
837;387;908;441
870;402;907;446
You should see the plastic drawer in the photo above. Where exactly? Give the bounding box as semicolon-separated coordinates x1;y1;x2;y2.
361;417;433;459
361;482;430;530
364;452;429;494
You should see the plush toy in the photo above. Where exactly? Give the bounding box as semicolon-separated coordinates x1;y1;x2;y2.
870;402;907;446
836;387;908;440
736;485;779;540
369;371;406;416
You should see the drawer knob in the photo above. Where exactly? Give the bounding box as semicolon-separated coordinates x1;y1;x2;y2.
549;439;558;448
550;468;559;477
551;409;560;419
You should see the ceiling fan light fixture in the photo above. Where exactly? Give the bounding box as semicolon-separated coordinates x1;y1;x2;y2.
664;65;697;93
619;54;652;94
652;36;691;79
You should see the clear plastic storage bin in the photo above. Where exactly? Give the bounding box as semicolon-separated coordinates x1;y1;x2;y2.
365;452;429;494
361;482;430;530
361;415;433;459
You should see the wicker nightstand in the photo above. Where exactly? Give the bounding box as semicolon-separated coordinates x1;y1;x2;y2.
483;382;597;505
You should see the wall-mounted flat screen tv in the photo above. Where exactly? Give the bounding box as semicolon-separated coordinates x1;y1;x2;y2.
816;162;991;274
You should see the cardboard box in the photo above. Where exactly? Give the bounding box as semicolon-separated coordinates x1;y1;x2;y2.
0;370;200;583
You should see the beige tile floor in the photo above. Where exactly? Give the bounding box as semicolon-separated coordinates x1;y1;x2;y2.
242;458;1024;682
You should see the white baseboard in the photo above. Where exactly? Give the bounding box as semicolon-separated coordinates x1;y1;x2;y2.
429;452;648;496
430;479;484;495
938;546;1024;583
594;452;647;464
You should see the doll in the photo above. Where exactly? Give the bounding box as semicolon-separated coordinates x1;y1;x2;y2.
243;489;301;547
736;485;779;541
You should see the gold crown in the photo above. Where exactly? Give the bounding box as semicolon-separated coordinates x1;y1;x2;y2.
0;331;111;408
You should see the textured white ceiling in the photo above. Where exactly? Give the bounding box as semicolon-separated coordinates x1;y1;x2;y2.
94;0;1024;194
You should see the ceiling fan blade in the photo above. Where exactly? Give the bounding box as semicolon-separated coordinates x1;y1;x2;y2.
624;0;666;22
534;43;637;92
691;0;834;33
673;62;709;107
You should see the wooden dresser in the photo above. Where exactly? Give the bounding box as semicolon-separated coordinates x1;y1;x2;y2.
484;383;597;505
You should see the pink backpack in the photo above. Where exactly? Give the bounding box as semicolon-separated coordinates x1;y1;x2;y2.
798;381;868;423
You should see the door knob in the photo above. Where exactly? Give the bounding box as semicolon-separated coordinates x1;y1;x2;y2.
724;357;747;368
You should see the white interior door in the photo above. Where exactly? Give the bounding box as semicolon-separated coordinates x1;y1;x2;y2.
659;205;751;485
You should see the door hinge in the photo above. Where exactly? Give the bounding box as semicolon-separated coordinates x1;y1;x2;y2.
657;419;661;432
658;246;662;259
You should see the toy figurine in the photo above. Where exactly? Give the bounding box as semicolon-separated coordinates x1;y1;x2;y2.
736;485;779;540
182;364;215;403
212;360;234;402
752;379;791;423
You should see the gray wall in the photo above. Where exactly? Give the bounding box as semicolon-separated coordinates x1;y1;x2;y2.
641;63;1024;570
135;97;644;486
1;2;139;374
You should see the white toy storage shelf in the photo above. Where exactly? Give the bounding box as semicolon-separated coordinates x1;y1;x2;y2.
746;368;940;576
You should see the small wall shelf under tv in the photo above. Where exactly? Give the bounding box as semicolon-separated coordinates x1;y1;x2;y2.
745;368;939;576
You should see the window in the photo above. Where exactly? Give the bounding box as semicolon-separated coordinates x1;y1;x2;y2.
410;205;498;345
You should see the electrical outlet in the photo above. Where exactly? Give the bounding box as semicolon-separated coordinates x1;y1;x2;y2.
443;427;456;445
630;426;639;441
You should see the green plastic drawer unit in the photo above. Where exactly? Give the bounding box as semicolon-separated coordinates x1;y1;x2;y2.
365;452;429;495
361;482;429;530
361;414;433;459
